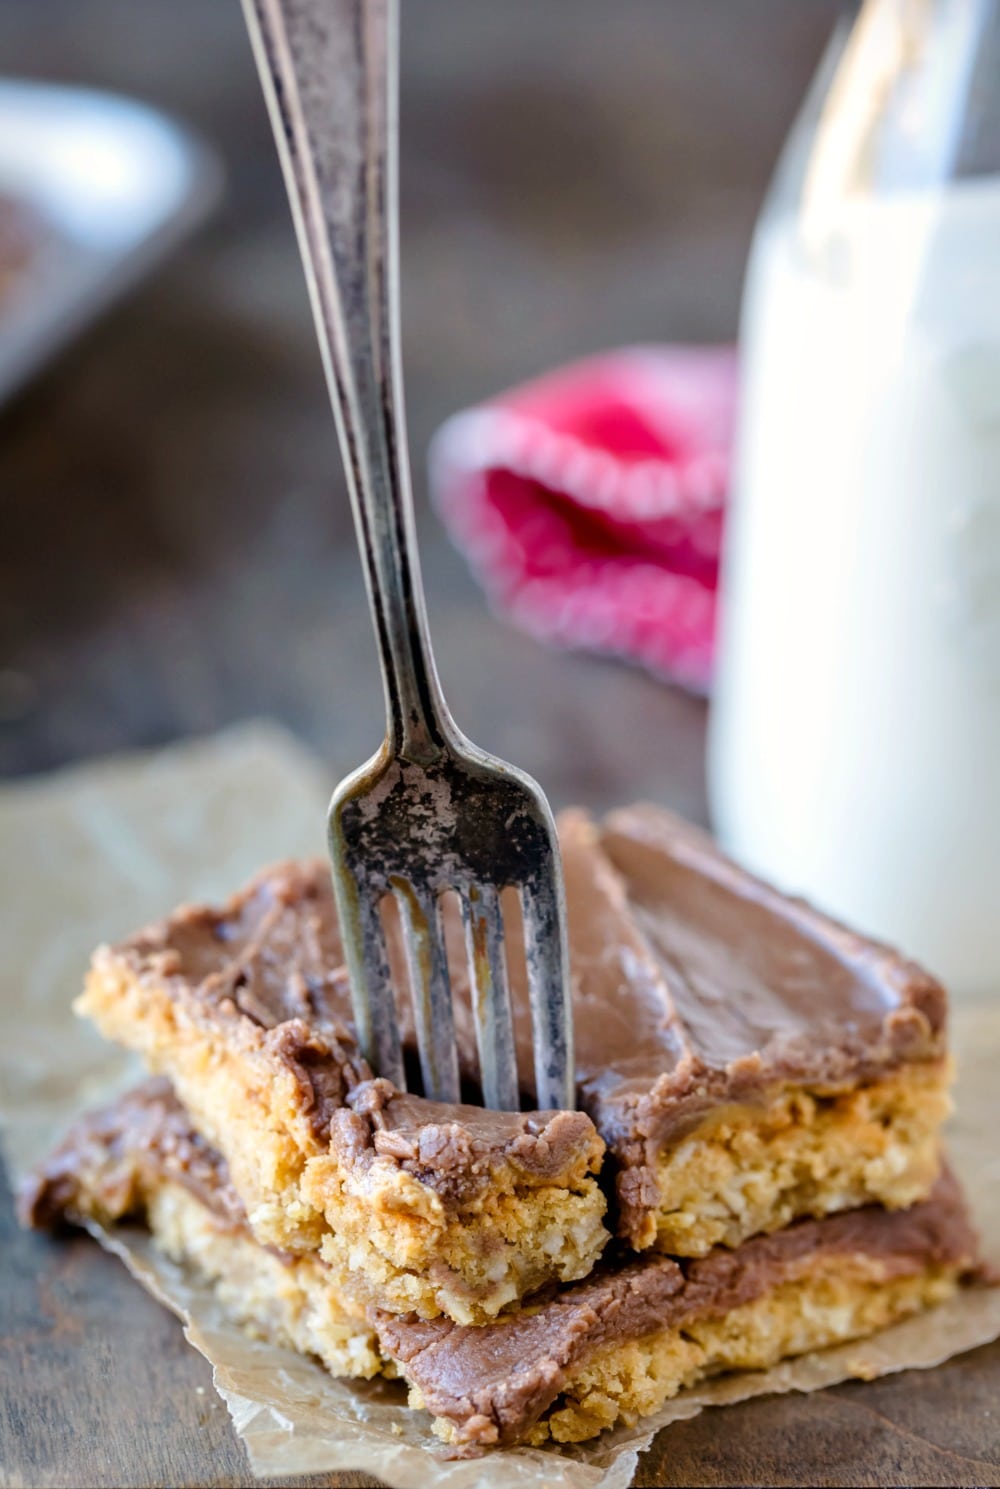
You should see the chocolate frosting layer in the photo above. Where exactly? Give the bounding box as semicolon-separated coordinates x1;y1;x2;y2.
332;1079;603;1203
374;1171;977;1448
551;808;946;1221
20;1078;245;1232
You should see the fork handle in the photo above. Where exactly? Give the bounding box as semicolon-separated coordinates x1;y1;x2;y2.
243;0;456;764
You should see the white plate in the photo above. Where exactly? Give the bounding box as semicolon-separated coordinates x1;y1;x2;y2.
0;78;222;405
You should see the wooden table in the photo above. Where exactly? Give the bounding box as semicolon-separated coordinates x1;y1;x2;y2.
2;3;998;1484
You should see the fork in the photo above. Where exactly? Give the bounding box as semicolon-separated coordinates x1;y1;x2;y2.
242;0;574;1112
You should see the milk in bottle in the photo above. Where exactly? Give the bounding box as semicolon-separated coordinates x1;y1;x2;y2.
709;0;1000;994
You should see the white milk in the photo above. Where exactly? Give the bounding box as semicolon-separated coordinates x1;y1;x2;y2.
709;179;1000;994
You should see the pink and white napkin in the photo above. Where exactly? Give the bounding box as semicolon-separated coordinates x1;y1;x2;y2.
430;345;738;694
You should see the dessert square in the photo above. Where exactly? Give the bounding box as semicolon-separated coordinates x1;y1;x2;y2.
22;1084;979;1453
75;863;608;1324
564;806;951;1253
75;800;951;1310
21;1079;387;1381
376;1171;978;1449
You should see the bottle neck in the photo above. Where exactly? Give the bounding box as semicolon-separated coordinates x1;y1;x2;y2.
794;0;1000;234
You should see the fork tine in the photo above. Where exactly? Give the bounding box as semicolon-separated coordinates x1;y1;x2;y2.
519;864;574;1112
461;884;519;1113
335;881;406;1090
393;880;460;1104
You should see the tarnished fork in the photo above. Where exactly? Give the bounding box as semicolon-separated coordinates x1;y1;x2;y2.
242;0;574;1110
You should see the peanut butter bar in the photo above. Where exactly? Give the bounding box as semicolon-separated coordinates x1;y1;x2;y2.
75;863;608;1324
22;1085;979;1452
376;1171;978;1449
75;802;951;1304
21;1079;387;1381
562;806;950;1253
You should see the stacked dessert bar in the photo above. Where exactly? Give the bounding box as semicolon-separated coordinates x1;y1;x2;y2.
22;805;979;1451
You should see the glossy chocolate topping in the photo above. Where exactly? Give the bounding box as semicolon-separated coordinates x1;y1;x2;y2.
119;860;356;1052
331;1079;603;1202
374;1171;976;1448
20;1078;245;1231
556;807;946;1195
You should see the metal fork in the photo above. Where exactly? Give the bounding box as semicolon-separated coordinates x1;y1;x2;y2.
242;0;573;1111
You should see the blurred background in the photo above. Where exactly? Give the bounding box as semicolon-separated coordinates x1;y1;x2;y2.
0;0;843;823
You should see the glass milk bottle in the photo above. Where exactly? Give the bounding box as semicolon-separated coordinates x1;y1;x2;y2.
709;0;1000;994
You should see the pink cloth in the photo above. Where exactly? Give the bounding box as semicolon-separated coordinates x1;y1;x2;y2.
430;346;737;694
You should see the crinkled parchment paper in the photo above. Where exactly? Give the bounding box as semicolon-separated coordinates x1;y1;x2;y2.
2;721;999;1489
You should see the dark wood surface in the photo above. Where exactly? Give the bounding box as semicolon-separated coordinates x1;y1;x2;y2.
2;4;999;1485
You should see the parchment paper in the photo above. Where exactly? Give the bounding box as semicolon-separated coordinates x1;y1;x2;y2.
2;721;999;1489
